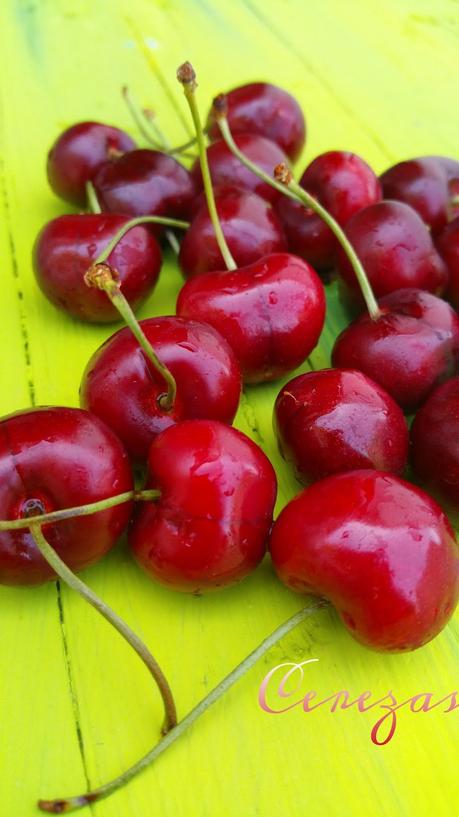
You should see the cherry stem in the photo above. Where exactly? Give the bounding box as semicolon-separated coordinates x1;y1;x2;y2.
94;215;189;264
214;103;381;320
37;598;327;813
0;488;160;531
29;522;177;737
177;62;237;271
122;86;196;160
85;182;101;214
85;263;177;411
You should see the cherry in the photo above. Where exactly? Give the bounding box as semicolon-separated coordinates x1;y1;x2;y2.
336;200;448;300
191;134;290;205
276;151;381;270
177;253;325;383
33;213;162;323
332;288;459;411
380;157;452;234
270;470;459;652
179;186;287;278
206;82;306;161
424;155;459;181
0;406;133;585
47;122;136;207
411;376;459;507
93;149;196;221
274;368;408;483
80;316;242;460
129;420;277;592
436;216;459;311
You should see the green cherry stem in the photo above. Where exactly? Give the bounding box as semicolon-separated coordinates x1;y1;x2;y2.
213;98;381;320
177;62;237;271
37;598;327;813
122;86;163;148
85;181;101;214
29;522;177;737
94;215;189;263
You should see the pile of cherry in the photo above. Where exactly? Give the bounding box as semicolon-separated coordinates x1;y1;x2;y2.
5;62;459;811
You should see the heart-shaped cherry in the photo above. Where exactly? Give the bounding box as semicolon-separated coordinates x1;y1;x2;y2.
179;186;286;278
206;82;306;161
332;288;459;410
274;368;408;482
191;134;290;205
80;316;242;460
436;215;459;311
129;419;277;592
276;151;381;270
380;157;452;234
0;406;133;585
177;253;325;383
33;213;162;323
270;470;459;651
47;121;136;207
93;149;196;221
411;376;459;507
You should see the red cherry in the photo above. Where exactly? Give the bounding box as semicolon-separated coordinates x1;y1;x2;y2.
129;420;277;592
332;288;459;411
274;368;408;482
47;121;136;207
270;470;459;651
206;82;306;161
411;376;459;507
424;155;459;181
380;158;451;234
276;151;381;270
80;316;242;460
178;187;286;278
336;200;448;300
177;253;326;383
93;149;196;221
0;407;133;586
191;134;289;205
436;216;459;311
33;214;162;323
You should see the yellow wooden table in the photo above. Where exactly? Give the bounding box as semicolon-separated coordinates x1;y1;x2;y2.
1;1;459;815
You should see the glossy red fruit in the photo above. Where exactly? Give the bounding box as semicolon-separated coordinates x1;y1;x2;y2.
276;151;381;270
177;253;326;383
191;134;289;205
80;316;242;460
332;288;459;411
337;201;448;300
206;82;306;161
437;216;459;311
424;155;459;181
380;158;451;234
93;149;196;221
275;368;408;483
179;187;286;278
129;420;277;592
33;213;162;323
47;121;136;207
270;470;459;652
411;377;459;506
0;407;133;586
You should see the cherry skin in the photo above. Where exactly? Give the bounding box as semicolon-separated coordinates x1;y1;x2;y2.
93;149;196;221
32;213;162;323
276;151;381;271
179;187;287;278
436;216;459;311
129;420;277;593
332;288;459;411
80;316;242;461
206;82;306;161
0;407;133;586
274;368;408;483
411;376;459;507
177;253;326;384
424;155;459;181
380;157;451;234
191;134;289;205
337;200;448;301
270;470;459;652
47;121;136;207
